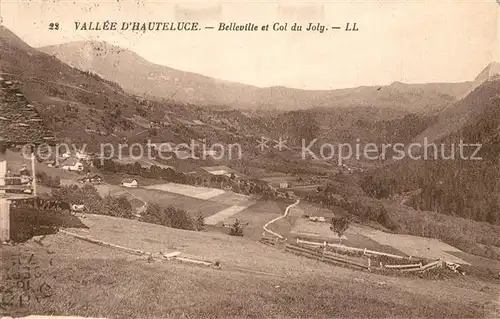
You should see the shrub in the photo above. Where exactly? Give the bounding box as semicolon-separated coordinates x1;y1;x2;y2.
229;219;245;237
103;195;134;219
164;206;195;230
194;213;205;231
140;203;167;225
36;172;61;188
52;185;134;218
9;198;87;243
140;204;200;231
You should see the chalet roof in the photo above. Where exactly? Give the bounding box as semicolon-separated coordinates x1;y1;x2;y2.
0;78;56;145
122;178;137;183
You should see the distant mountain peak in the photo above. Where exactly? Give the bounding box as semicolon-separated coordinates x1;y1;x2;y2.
0;26;33;51
475;61;500;82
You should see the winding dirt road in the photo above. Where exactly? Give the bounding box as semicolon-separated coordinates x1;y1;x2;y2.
262;199;300;239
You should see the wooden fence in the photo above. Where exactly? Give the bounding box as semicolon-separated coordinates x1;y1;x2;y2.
287;238;451;273
285;243;371;270
296;238;411;260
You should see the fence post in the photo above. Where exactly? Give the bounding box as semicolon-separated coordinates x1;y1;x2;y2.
31;150;37;197
296;238;299;244
363;248;367;255
0;198;10;242
368;258;371;271
0;139;9;242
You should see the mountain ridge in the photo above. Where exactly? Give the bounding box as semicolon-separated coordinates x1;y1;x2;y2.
40;40;483;113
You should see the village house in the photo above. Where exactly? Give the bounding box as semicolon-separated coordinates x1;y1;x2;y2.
78;174;103;184
61;158;84;172
122;178;138;188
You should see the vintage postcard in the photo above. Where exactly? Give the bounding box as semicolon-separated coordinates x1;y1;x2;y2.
0;0;499;318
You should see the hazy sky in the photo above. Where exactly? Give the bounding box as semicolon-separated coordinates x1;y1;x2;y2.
2;0;499;89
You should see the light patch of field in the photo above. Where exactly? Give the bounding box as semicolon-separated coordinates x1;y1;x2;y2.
205;205;249;225
351;224;471;265
208;192;254;206
202;193;256;225
145;183;226;200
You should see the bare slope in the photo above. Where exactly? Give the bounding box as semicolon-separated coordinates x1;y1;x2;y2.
1;217;497;318
0;26;207;149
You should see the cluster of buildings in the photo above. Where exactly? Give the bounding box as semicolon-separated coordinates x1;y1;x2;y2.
43;150;94;172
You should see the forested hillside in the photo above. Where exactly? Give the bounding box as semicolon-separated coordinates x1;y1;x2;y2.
362;79;500;225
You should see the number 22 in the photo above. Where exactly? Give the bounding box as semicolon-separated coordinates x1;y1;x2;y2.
49;23;59;30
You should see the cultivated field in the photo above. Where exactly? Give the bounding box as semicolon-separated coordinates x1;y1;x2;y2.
96;182;258;220
126;187;231;218
351;224;472;264
144;183;256;223
204;205;249;225
291;208;472;264
2;216;497;318
145;183;226;200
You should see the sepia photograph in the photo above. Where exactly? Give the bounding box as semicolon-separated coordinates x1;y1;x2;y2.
0;0;499;318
